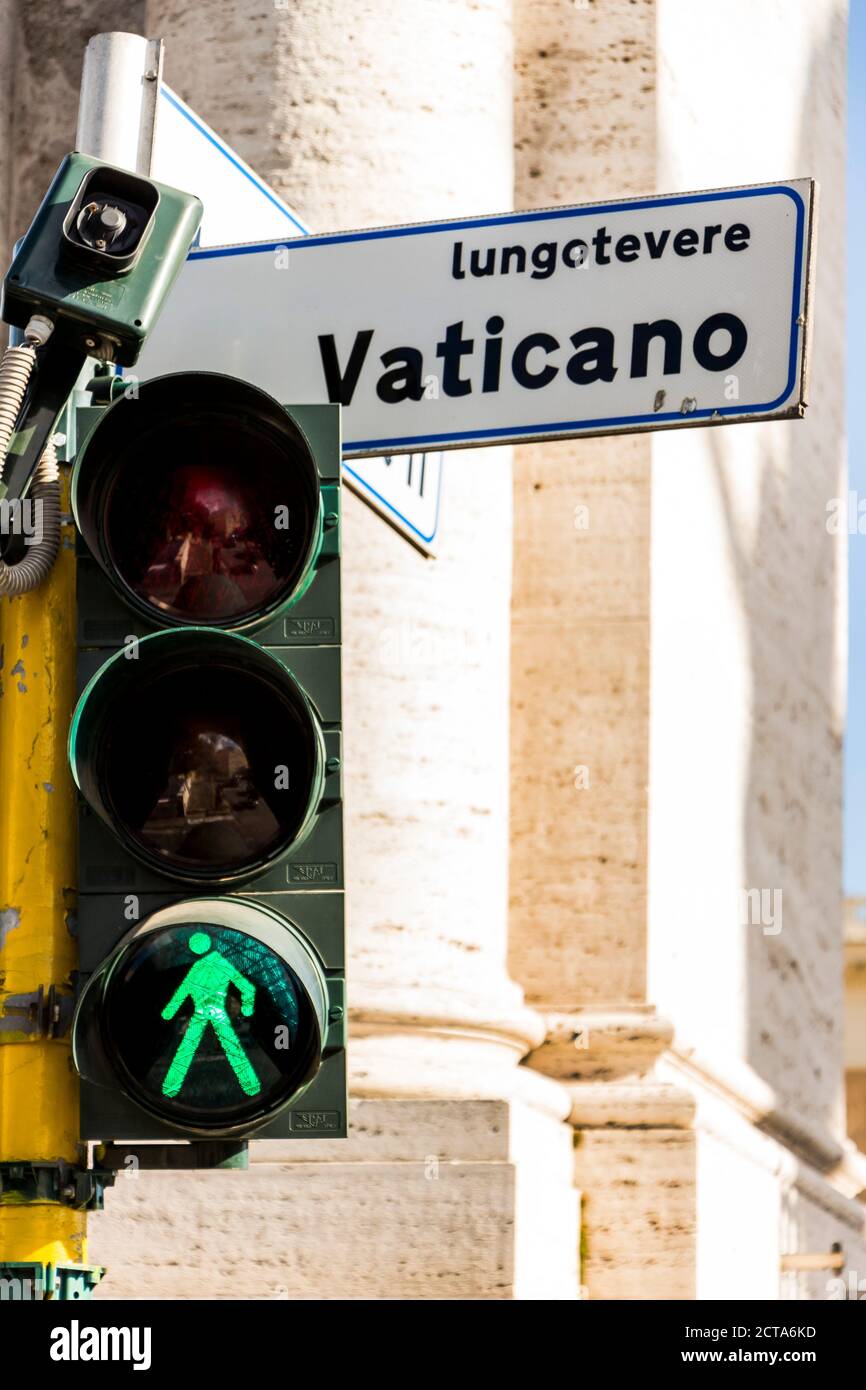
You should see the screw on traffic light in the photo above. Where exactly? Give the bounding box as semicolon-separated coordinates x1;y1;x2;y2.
68;372;346;1150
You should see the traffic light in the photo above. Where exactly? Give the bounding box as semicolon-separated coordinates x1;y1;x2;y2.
69;372;346;1146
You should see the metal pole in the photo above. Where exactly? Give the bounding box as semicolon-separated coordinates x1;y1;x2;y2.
0;30;162;1298
76;31;163;175
0;474;83;1286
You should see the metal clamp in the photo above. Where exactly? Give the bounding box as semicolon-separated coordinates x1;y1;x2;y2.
0;983;74;1038
0;1159;115;1210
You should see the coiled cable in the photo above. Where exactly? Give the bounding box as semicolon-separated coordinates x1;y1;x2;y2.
0;317;62;594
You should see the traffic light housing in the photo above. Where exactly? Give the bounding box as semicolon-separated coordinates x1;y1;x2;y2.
69;373;346;1145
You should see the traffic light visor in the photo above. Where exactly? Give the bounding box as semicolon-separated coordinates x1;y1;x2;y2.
72;373;324;630
69;629;326;883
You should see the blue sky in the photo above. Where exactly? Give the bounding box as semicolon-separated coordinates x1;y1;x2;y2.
845;1;866;894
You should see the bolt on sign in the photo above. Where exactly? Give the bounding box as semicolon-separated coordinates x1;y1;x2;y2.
136;180;815;455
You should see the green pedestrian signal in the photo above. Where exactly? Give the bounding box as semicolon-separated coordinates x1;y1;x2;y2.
68;374;346;1151
160;931;262;1101
76;898;333;1137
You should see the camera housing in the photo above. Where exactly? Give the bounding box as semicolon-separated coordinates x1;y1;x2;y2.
61;164;160;275
2;152;202;366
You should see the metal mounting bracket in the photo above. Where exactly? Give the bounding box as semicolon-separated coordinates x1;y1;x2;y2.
0;338;88;563
98;1140;249;1171
0;983;74;1038
0;1159;115;1210
0;1260;105;1300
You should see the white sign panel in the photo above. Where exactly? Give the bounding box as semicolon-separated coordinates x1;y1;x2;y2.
343;451;442;550
138;180;814;458
148;84;443;554
152;85;309;247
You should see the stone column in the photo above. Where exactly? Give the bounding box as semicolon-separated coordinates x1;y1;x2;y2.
844;901;866;1152
650;0;866;1300
511;0;661;1047
510;0;692;1299
83;0;580;1298
0;4;21;273
511;0;866;1301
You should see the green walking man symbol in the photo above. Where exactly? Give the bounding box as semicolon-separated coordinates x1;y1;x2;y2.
161;931;262;1099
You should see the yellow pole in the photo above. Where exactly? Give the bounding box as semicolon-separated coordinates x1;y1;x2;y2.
0;466;84;1270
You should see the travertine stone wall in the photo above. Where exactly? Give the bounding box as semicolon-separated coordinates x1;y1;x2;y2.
572;1127;696;1300
649;0;848;1135
0;2;20;266
148;0;514;229
0;1;147;270
510;0;656;1006
92;1100;579;1300
510;0;859;1300
512;0;849;1132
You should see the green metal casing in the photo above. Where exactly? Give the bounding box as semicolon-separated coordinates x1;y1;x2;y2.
69;392;346;1147
2;153;202;366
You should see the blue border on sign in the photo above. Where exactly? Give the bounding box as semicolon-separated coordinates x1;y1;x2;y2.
160;87;310;236
342;456;443;546
185;184;807;456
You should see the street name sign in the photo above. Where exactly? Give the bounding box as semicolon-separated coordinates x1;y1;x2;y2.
137;180;815;458
147;83;443;554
